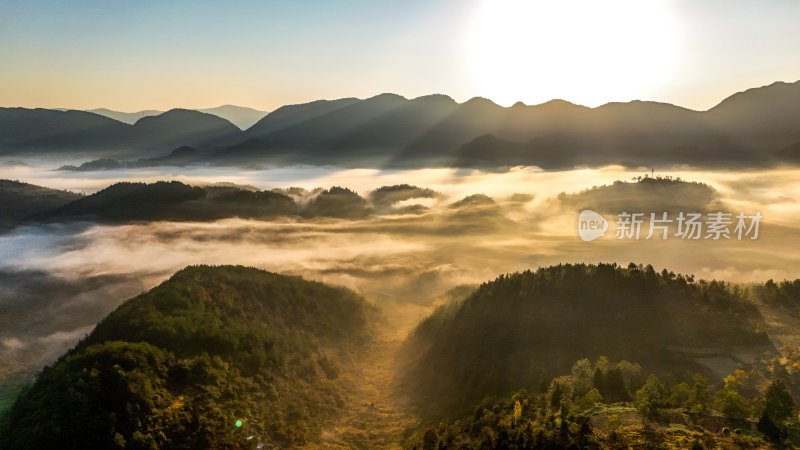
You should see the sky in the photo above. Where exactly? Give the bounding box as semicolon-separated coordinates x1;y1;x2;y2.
1;0;799;112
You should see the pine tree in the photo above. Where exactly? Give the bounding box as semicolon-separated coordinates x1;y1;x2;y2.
592;367;605;393
549;381;563;409
764;379;795;423
757;410;782;442
689;374;710;413
605;368;630;402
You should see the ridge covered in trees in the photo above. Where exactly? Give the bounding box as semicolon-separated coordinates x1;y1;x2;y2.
558;176;721;214
0;179;454;227
400;263;772;417
0;179;81;227
0;265;375;449
3;263;800;448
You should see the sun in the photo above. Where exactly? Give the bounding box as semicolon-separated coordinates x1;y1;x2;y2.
464;0;682;107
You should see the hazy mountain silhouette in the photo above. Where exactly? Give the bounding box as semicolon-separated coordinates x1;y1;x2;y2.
706;80;800;150
3;80;799;167
90;105;267;129
128;109;240;150
0;108;128;151
0;108;240;157
228;94;407;162
245;98;359;136
217;81;800;168
196;105;267;129
59;146;204;171
87;108;161;124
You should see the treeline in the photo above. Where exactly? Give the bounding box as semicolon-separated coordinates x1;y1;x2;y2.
408;356;798;449
1;180;459;226
754;279;800;314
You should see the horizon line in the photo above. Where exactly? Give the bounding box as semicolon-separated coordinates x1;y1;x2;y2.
2;78;798;116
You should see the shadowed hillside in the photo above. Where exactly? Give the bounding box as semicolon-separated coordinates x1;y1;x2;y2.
37;181;298;223
0;180;81;227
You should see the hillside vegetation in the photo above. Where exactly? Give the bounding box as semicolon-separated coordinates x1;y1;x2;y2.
558;177;721;214
0;180;80;227
4;263;799;448
400;263;772;418
0;265;374;449
42;181;298;223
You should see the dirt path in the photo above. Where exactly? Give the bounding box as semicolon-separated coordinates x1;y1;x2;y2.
301;333;417;450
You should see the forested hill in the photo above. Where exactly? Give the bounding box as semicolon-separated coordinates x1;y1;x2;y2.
11;180;381;225
0;179;80;227
399;263;773;418
558;177;722;214
0;265;375;449
40;181;299;223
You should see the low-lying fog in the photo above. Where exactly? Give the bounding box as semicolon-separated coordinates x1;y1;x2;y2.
2;163;800;375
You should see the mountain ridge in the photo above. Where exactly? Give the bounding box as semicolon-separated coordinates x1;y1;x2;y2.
88;105;268;129
3;79;800;167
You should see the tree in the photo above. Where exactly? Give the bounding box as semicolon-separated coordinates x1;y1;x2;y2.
616;360;642;391
421;428;439;449
559;403;570;439
713;369;752;420
570;359;593;396
763;379;795;423
577;388;603;411
549;380;563;409
635;375;666;420
592;367;605;393
757;410;782;442
595;356;610;374
688;374;711;413
670;382;692;408
714;387;750;420
723;369;749;391
604;367;630;402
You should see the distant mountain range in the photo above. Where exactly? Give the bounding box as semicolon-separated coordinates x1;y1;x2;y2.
2;80;799;168
0;108;240;158
85;108;162;125
88;104;268;129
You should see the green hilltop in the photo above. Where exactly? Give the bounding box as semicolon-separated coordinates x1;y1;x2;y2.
0;266;374;449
